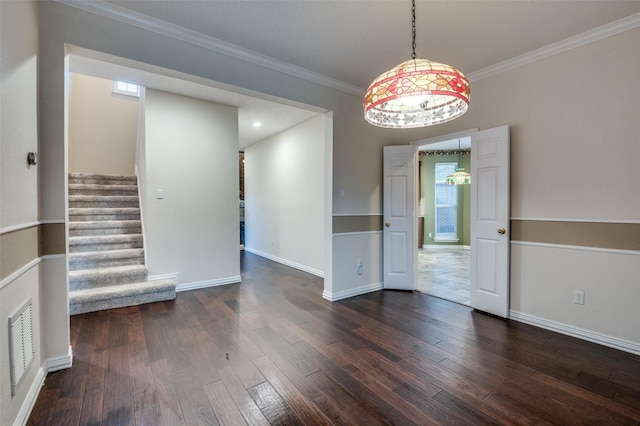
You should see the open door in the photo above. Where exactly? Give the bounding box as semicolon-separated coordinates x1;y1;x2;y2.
470;125;510;317
383;145;417;290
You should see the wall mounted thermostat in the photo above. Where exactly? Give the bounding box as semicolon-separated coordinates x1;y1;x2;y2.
27;152;38;166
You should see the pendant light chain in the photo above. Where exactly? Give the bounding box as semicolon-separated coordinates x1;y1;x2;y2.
411;0;417;59
363;0;470;128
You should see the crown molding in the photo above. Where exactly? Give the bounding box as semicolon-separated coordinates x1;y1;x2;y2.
53;1;640;91
52;0;365;97
467;12;640;82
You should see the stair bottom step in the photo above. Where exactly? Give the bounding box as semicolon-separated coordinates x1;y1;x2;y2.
69;279;176;315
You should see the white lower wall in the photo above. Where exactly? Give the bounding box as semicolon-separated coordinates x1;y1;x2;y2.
327;232;382;301
39;255;71;360
244;115;325;274
0;255;72;426
144;89;240;286
0;264;42;426
510;242;640;352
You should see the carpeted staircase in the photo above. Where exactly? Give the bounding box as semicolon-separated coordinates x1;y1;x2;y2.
68;173;176;315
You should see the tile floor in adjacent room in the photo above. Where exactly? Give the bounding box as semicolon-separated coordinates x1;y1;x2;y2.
417;246;470;305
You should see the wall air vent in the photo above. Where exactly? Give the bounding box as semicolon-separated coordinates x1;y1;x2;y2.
9;298;35;396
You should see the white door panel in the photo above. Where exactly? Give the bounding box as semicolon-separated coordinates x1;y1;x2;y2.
470;126;510;317
383;145;416;290
477;238;498;293
389;231;407;273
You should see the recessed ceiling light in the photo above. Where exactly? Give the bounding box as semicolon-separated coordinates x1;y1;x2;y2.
252;121;262;128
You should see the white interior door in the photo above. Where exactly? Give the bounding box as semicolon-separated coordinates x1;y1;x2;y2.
383;145;417;290
470;125;510;317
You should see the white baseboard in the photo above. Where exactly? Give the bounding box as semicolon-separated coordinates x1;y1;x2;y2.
510;310;640;355
323;282;383;302
14;345;73;426
176;276;241;292
148;272;179;282
245;247;324;278
45;345;73;372
14;367;46;426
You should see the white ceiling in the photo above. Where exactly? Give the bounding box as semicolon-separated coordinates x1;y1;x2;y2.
66;1;640;148
102;0;640;88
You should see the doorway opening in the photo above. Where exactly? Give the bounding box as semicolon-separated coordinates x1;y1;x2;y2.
416;134;472;305
65;47;333;315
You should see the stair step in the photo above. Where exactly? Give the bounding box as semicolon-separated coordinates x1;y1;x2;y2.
69;195;140;209
69;264;148;290
69;183;138;196
69;220;142;237
68;173;136;186
69;249;145;271
69;279;176;315
67;173;155;315
69;234;143;252
69;207;141;221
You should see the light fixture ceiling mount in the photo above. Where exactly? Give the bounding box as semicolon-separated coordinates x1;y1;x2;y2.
363;0;470;128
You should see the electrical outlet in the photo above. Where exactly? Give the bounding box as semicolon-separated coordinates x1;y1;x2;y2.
573;290;585;305
428;233;433;238
357;260;363;276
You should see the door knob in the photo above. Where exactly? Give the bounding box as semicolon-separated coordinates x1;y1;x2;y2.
497;228;506;234
385;221;391;227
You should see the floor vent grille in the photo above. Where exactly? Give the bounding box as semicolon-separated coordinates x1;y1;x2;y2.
9;298;34;396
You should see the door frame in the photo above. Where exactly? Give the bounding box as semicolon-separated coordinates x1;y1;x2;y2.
411;128;479;293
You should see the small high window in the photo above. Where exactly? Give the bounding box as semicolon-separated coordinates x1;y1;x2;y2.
113;81;140;97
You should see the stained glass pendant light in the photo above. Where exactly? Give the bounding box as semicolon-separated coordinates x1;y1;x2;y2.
446;139;471;185
363;0;470;128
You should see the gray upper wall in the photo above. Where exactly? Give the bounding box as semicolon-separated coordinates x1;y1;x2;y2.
40;1;640;222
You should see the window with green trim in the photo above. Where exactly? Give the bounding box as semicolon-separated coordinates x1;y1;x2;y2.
434;162;458;240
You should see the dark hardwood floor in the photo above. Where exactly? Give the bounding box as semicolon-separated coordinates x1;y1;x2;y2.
28;251;640;425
